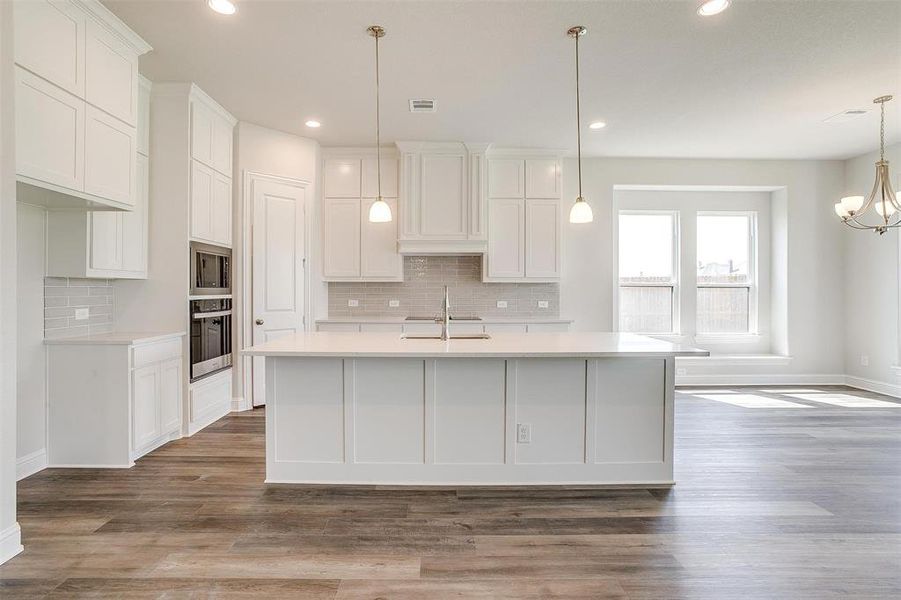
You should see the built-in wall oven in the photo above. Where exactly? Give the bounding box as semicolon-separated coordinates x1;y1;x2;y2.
190;242;231;296
190;298;232;382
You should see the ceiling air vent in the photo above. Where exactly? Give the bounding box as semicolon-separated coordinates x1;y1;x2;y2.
409;99;437;113
823;109;869;124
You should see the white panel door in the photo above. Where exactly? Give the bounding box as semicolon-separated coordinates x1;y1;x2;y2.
324;159;361;198
211;172;232;246
121;153;148;274
488;159;524;198
132;364;160;452
251;179;307;407
190;160;213;241
90;211;122;271
361;197;401;279
594;358;665;463
525;198;561;278
487;198;525;278
323;198;361;278
14;0;85;96
159;358;182;435
84;104;136;206
84;19;138;125
525;159;560;198
362;157;398;198
420;154;466;237
190;101;214;167
15;67;84;191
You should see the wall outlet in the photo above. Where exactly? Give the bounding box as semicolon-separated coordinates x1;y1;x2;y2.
496;300;508;309
348;299;359;307
537;300;549;309
860;354;869;367
74;308;89;321
517;423;531;444
388;300;400;308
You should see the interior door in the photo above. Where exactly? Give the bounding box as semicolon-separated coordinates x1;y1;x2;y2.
251;178;306;407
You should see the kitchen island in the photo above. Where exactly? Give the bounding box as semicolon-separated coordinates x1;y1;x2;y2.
244;332;707;486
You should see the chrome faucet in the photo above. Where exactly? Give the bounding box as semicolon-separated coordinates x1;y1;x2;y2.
440;285;450;341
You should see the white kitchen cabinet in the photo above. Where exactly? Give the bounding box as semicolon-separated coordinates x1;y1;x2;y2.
13;0;85;97
211;172;232;246
189;92;235;246
188;368;232;436
324;159;362;198
484;156;562;282
362;157;398;198
361;197;401;278
46;333;185;468
14;66;84;192
323;197;362;278
137;76;151;156
191;99;233;177
487;198;525;278
13;0;150;210
421;154;467;238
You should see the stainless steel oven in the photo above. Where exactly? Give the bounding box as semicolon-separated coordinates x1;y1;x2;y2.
190;242;231;296
190;298;232;382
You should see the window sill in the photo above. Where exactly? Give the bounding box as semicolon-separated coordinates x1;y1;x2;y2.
695;334;763;345
676;354;793;367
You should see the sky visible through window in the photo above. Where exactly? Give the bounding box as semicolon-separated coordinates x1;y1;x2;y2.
618;214;673;281
697;215;750;283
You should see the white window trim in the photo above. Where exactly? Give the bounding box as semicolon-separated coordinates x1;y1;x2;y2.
695;210;759;336
614;209;681;335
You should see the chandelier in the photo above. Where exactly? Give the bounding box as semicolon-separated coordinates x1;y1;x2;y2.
835;95;898;234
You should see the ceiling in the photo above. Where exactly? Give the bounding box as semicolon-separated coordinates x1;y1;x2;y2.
104;0;901;160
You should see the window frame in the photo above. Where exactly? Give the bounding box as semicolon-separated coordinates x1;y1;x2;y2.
615;209;681;335
695;210;759;337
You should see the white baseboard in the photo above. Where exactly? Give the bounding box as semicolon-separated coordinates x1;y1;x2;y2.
188;403;230;436
0;523;23;566
676;373;845;386
16;448;47;480
231;395;251;412
844;375;901;398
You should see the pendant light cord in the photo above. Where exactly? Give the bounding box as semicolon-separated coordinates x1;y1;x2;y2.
575;31;583;199
880;99;885;162
375;31;382;199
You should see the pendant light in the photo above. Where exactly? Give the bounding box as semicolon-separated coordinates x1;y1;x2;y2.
367;25;392;223
568;26;593;224
834;95;899;234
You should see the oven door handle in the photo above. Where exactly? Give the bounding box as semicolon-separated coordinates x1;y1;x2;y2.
192;310;233;320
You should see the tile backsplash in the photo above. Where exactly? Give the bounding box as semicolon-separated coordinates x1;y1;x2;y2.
44;277;114;339
328;256;559;318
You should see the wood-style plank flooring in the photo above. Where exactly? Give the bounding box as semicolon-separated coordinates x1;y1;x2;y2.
2;385;900;598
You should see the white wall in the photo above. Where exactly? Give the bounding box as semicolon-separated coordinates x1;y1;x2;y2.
841;142;900;391
234;122;321;407
0;0;23;564
561;157;846;380
16;204;46;474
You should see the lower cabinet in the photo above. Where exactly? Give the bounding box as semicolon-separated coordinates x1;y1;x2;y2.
188;368;233;436
46;333;185;468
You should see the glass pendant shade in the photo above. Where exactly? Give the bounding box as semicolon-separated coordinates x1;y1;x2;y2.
834;203;850;218
368;198;392;223
569;198;593;224
875;198;897;217
840;195;865;214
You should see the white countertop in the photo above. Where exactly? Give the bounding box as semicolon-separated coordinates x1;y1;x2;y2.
44;331;186;346
244;331;708;358
316;317;574;324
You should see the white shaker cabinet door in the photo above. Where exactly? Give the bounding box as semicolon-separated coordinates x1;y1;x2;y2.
361;197;401;279
324;159;361;198
15;67;84;192
362;157;398;198
85;18;138;126
132;364;161;452
211;117;233;176
191;101;214;167
14;0;85;96
159;358;182;435
525;198;561;278
90;211;123;271
121;153;148;274
525;159;560;199
487;198;525;278
191;161;214;242
323;198;361;278
488;159;524;199
84;104;136;207
211;172;232;247
420;154;467;237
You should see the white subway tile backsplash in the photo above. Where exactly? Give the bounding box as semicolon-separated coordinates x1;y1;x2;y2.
43;277;114;339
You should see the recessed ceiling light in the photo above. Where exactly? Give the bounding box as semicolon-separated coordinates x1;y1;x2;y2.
305;120;321;128
697;0;730;16
589;121;606;130
208;0;236;15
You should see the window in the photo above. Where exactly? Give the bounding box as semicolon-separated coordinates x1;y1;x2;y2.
696;213;756;334
618;212;678;333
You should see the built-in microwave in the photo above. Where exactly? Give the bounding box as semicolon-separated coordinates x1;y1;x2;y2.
190;242;231;296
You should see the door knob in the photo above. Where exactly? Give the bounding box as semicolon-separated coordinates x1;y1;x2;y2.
255;318;264;325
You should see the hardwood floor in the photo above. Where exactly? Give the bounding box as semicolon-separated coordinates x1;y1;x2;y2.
2;385;900;599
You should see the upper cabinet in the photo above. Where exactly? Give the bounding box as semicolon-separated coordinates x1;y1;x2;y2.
321;153;402;281
188;89;236;247
483;156;562;282
13;0;151;210
395;142;489;255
